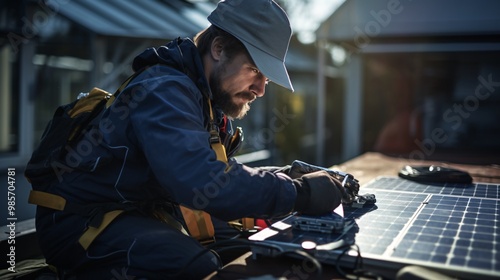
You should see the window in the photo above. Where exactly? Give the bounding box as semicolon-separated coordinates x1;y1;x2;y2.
364;51;500;162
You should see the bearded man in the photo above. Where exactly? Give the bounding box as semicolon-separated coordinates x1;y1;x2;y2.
29;1;347;278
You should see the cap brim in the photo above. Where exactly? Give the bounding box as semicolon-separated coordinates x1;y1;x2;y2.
242;42;294;92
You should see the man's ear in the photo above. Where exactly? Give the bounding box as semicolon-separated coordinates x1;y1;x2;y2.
210;37;223;61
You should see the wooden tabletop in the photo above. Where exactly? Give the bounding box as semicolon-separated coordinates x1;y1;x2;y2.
330;152;500;186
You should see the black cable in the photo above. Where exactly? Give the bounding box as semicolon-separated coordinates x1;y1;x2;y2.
335;244;354;278
335;244;383;280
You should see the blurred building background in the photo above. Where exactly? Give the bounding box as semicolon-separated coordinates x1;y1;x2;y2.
315;0;500;165
1;0;500;227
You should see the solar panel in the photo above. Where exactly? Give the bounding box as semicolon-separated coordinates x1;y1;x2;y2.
249;177;500;279
343;177;500;279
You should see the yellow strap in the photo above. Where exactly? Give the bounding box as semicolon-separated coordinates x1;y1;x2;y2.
211;142;228;163
242;218;255;230
68;88;112;118
179;206;214;241
105;95;115;108
177;99;224;242
78;210;124;250
28;190;66;211
207;99;254;230
28;190;125;250
208;98;230;170
178;98;255;240
207;98;216;123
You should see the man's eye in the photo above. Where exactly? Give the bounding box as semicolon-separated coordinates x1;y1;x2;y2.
251;67;260;74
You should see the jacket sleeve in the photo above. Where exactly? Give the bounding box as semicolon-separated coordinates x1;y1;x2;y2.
128;70;297;220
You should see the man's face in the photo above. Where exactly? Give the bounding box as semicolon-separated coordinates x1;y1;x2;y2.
210;52;268;120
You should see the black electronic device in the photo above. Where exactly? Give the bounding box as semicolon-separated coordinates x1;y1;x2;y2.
351;193;377;208
398;165;473;184
248;212;358;260
290;212;345;234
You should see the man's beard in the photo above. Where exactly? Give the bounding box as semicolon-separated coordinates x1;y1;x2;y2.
209;72;254;120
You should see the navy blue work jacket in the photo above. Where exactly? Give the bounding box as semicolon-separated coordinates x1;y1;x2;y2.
35;38;296;262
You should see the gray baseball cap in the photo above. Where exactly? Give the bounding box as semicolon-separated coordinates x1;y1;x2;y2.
208;0;294;91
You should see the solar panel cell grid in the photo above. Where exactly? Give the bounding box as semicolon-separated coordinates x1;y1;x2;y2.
344;177;500;278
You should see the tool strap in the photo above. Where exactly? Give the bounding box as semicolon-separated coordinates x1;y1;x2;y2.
178;98;254;242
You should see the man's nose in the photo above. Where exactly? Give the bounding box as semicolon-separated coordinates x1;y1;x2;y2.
251;76;267;98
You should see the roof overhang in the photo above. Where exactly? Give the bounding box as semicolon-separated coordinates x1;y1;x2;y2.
46;0;214;39
317;0;500;42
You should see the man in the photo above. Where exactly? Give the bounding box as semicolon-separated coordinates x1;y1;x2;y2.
29;0;351;278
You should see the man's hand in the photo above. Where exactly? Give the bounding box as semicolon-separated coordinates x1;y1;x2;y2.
286;160;359;205
293;170;342;215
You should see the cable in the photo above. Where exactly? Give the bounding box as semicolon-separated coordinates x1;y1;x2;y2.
335;244;356;278
335;244;383;280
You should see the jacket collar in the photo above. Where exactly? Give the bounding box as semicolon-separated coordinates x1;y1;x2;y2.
132;38;212;100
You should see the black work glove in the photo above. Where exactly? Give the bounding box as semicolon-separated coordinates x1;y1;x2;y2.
293;170;342;215
286;160;360;205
